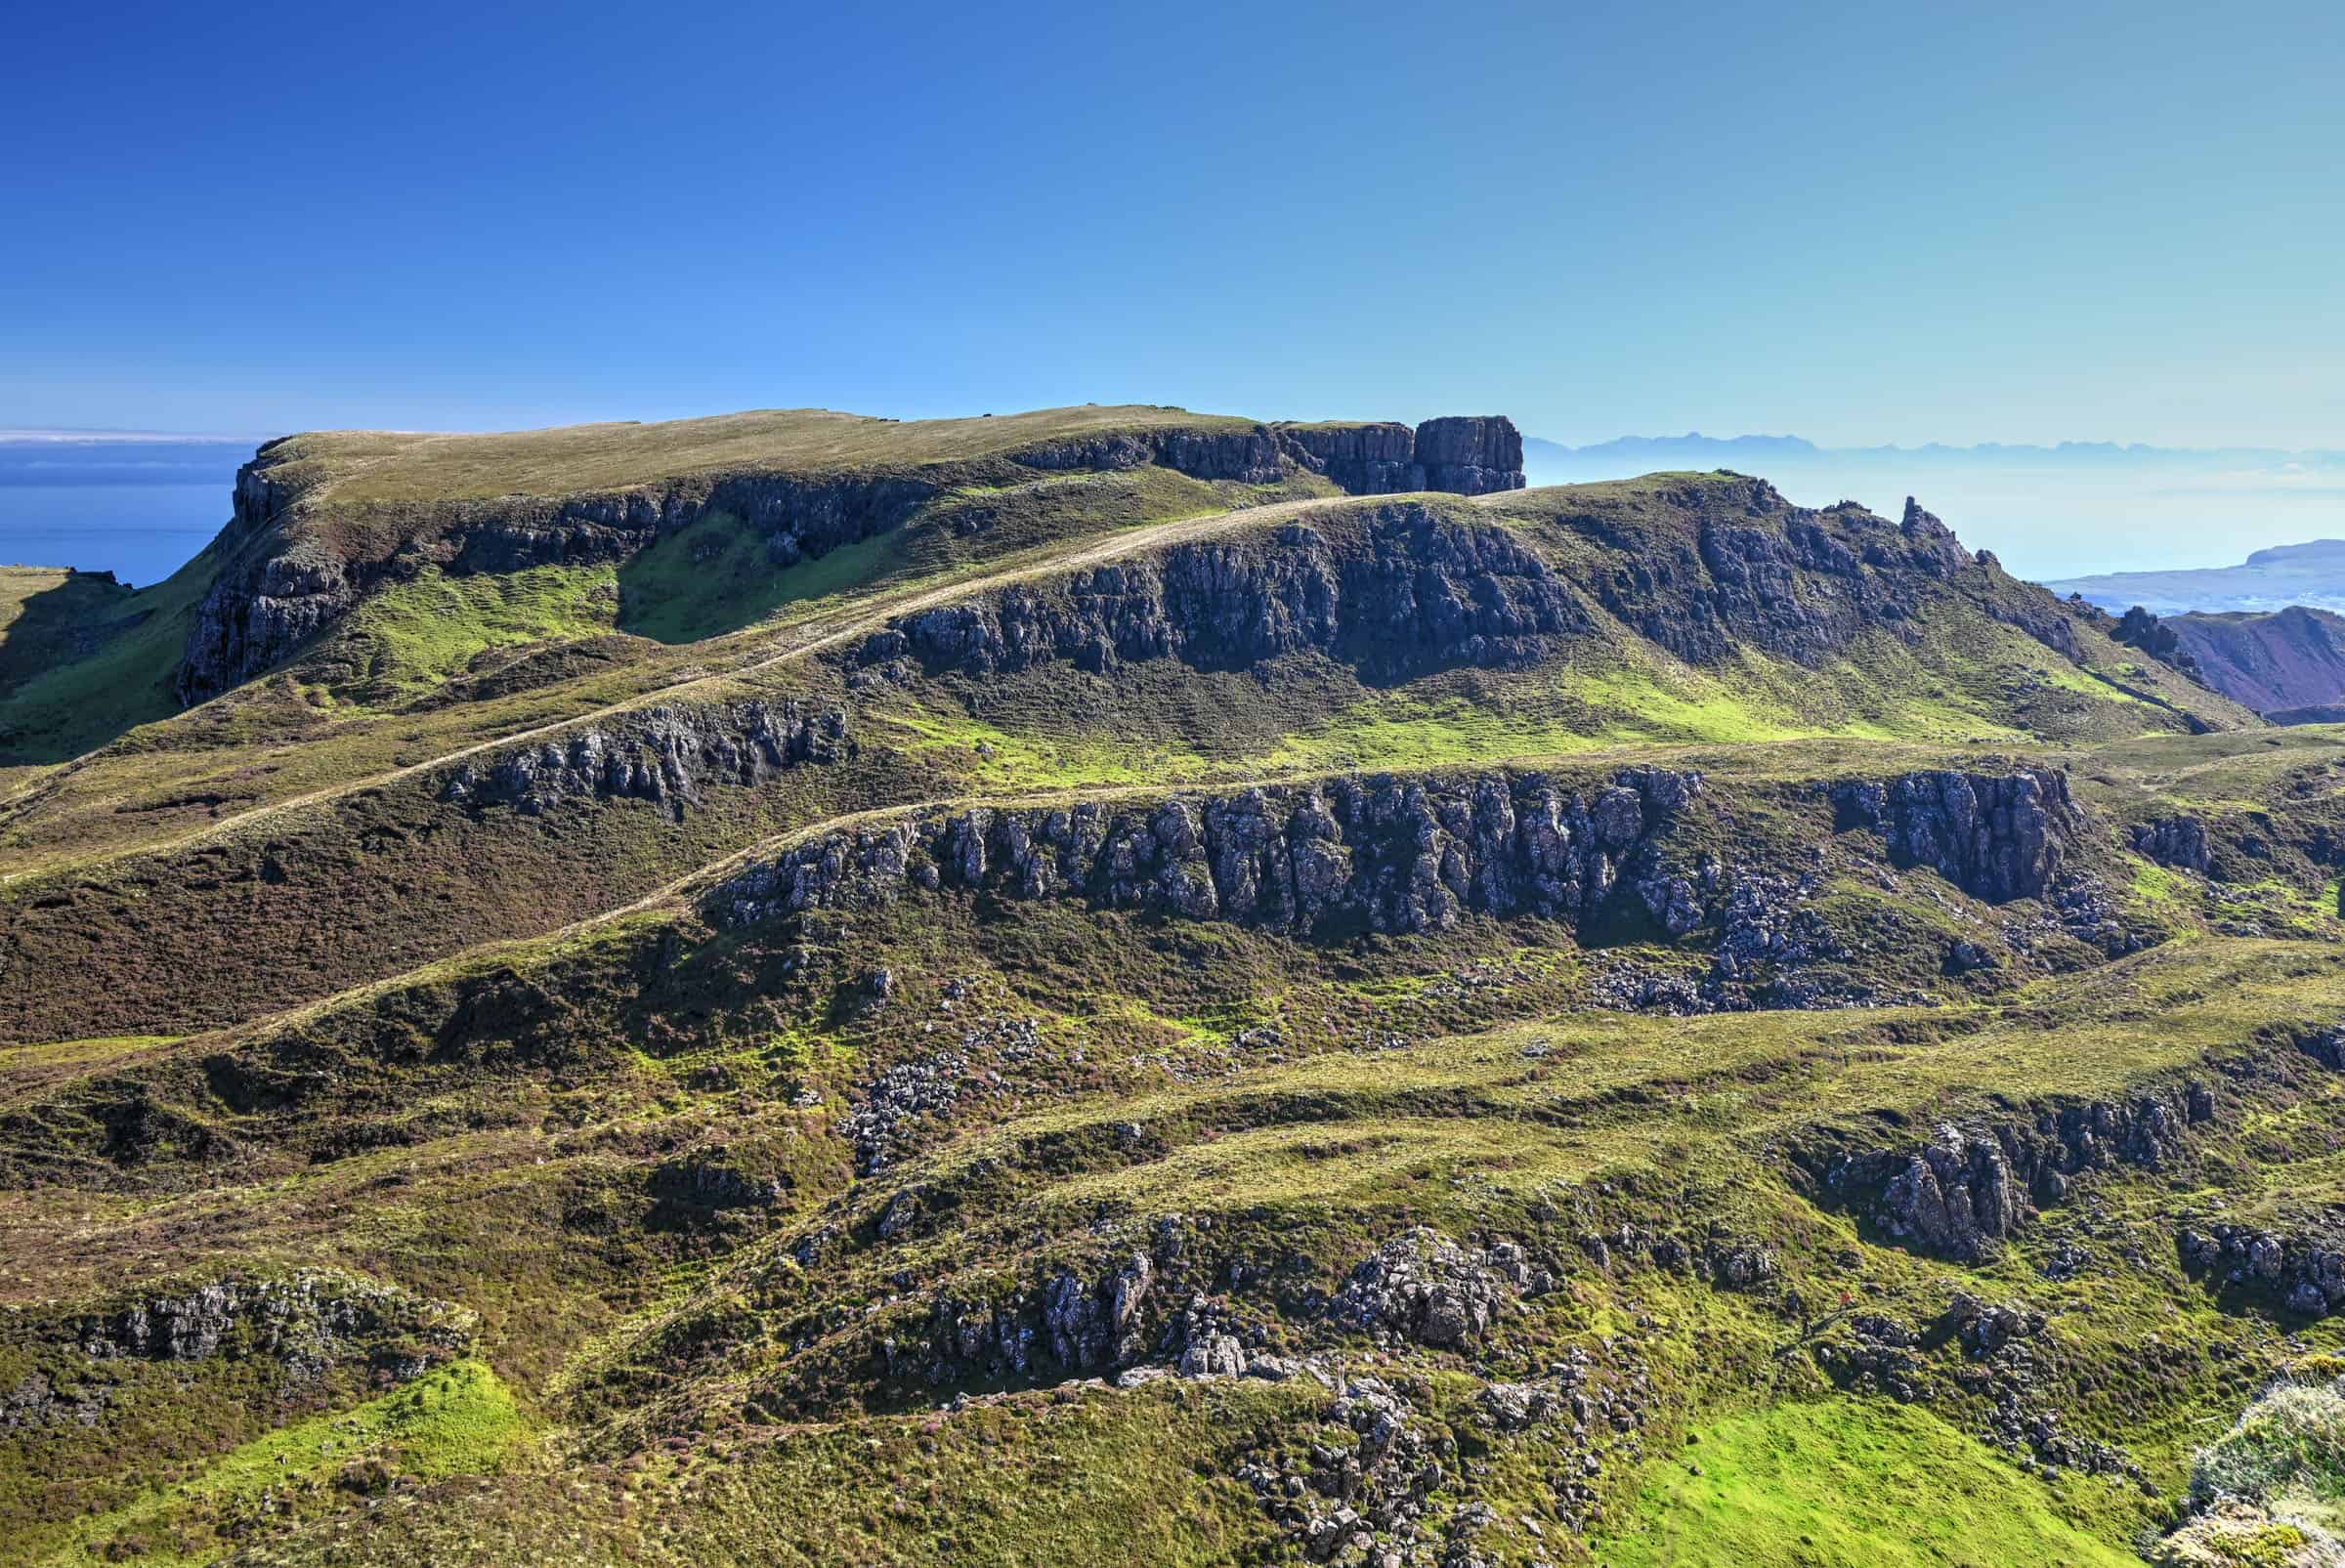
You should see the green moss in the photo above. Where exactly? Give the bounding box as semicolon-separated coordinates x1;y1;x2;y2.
1604;1398;2141;1567
324;563;622;699
618;515;909;644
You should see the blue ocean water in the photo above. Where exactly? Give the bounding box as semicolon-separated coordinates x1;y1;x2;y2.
0;485;223;589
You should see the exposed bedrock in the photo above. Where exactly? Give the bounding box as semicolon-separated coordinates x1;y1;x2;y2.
67;1270;473;1374
1829;768;2078;902
439;698;852;817
2180;1222;2345;1317
1589;489;1979;669
1811;1082;2213;1260
2130;815;2213;873
711;765;1708;939
177;459;935;701
853;504;1589;681
1009;415;1527;497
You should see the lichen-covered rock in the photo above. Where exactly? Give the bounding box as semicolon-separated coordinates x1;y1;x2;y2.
70;1269;472;1380
1818;1087;2200;1259
2180;1222;2345;1316
1330;1228;1531;1347
710;765;1706;942
1831;768;2078;902
439;699;851;816
2132;815;2213;872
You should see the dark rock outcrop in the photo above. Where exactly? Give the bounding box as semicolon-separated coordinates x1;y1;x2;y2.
2180;1222;2345;1317
1272;422;1422;494
439;699;851;817
854;503;1590;682
1815;1086;2203;1259
1581;484;1982;669
709;765;1706;941
1830;769;2078;902
2130;815;2212;873
71;1270;472;1377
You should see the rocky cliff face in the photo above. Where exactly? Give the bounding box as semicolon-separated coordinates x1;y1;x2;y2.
177;462;937;701
1275;416;1526;496
853;504;1589;682
439;699;852;817
710;764;1707;941
2180;1221;2345;1317
1582;487;1979;669
175;414;1528;703
1830;769;2078;902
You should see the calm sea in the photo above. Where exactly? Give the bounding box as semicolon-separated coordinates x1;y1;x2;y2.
0;484;224;590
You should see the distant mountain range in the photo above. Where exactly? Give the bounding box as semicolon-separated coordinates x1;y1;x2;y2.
1524;433;2345;472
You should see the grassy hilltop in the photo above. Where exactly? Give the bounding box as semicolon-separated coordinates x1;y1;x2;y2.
3;404;2342;1568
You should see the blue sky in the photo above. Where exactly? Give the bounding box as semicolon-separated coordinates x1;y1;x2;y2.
4;0;2341;447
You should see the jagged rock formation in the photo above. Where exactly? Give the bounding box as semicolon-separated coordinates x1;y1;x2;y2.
2131;815;2214;873
1579;488;1975;668
853;504;1588;681
710;765;1706;940
2180;1222;2345;1317
70;1270;472;1376
439;698;852;817
1816;1083;2212;1259
1831;768;2078;902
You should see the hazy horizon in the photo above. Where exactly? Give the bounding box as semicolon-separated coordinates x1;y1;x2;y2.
7;416;2342;587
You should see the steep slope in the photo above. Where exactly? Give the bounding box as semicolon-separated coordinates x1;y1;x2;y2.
2163;605;2345;716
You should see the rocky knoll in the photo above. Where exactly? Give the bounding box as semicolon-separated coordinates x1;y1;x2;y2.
853;504;1591;682
1577;487;1979;668
440;698;852;817
710;764;1708;941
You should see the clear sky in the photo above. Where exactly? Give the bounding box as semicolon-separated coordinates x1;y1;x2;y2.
5;0;2341;447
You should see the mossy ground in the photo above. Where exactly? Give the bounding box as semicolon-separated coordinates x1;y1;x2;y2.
1605;1398;2143;1567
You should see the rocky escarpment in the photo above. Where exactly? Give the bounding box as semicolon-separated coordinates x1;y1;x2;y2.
176;414;1527;704
852;503;1592;682
5;1270;473;1437
1274;416;1526;496
178;457;936;701
438;698;852;817
1831;768;2079;902
710;765;1707;941
1582;488;1976;669
1811;1082;2214;1260
1012;415;1526;498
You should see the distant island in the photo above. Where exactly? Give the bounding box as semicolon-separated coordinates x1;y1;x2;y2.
2042;539;2345;615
